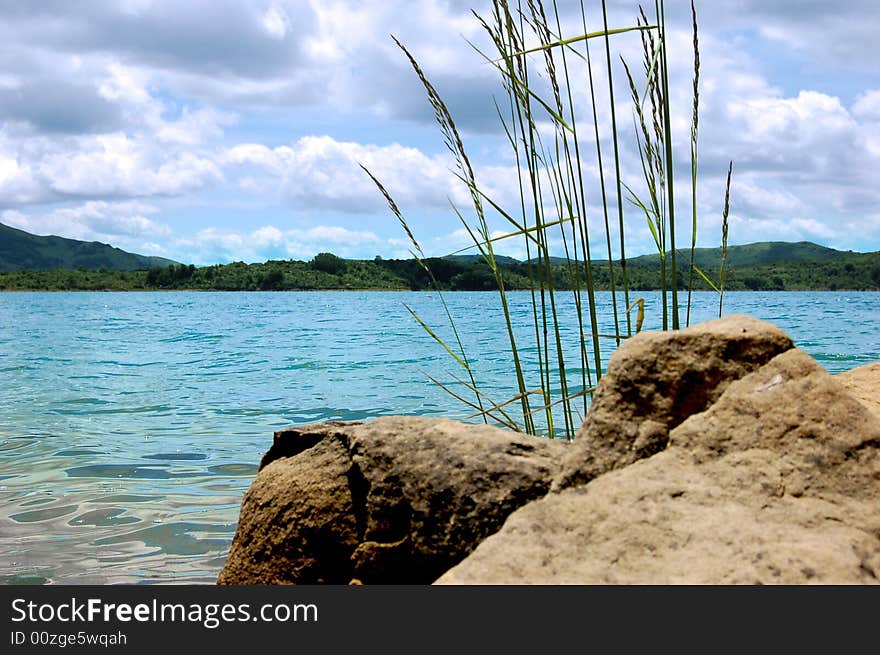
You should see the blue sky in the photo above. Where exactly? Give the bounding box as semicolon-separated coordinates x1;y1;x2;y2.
0;0;878;265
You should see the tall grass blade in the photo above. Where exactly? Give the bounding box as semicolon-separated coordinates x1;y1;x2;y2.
361;163;486;421
657;0;679;329
403;304;468;370
494;24;655;61
393;31;537;433
719;160;733;316
424;372;522;432
686;0;700;327
578;0;621;360
601;0;632;338
691;262;720;293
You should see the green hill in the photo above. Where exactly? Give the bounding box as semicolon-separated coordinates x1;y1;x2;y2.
0;223;178;272
443;253;521;266
625;241;851;270
519;241;852;269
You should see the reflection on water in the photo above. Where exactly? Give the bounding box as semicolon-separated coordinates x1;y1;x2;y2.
0;435;248;583
0;290;877;584
68;508;141;527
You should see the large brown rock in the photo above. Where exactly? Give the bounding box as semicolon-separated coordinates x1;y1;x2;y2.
218;416;568;585
836;362;880;418
554;314;794;490
437;349;880;584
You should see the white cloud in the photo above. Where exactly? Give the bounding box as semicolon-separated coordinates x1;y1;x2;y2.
1;200;171;248
179;223;383;264
727;180;806;218
37;133;223;197
0;54;231;206
853;89;880;121
223;135;479;213
697;82;879;234
98;62;152;106
729;214;837;244
262;5;291;40
156;107;236;146
252;224;284;246
222;143;294;174
0;155;42;205
726;91;854;144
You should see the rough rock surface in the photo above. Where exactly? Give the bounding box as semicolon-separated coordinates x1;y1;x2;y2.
836;362;880;418
437;349;880;584
555;314;794;489
217;416;568;585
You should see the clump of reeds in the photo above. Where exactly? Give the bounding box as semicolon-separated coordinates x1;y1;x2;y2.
364;0;732;440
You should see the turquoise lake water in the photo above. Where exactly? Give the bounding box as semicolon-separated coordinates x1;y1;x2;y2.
0;290;877;584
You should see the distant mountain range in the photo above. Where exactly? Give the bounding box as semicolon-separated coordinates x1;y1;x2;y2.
0;222;873;281
1;228;877;291
445;241;861;269
0;223;178;272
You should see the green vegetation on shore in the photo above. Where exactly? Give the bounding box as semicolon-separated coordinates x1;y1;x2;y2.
1;243;877;292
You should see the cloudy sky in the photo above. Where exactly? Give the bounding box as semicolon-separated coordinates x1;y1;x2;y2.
0;0;878;265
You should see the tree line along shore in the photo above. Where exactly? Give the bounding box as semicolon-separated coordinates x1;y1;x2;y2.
1;249;879;292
